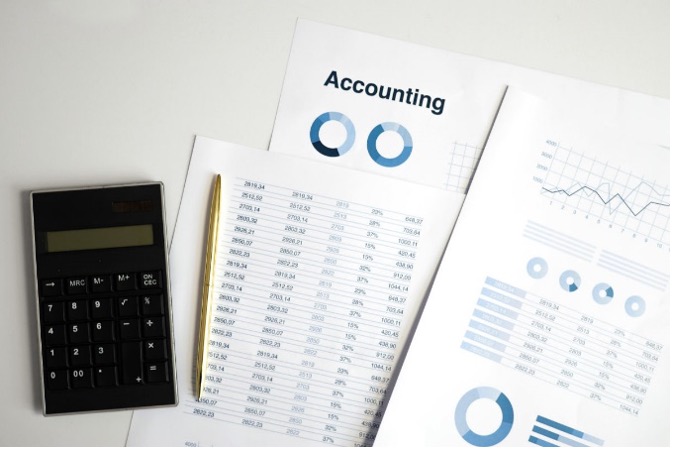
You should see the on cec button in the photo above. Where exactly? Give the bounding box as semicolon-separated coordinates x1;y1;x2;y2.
138;271;161;289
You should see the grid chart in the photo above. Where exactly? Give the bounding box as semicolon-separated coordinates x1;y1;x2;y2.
444;142;482;193
540;144;670;246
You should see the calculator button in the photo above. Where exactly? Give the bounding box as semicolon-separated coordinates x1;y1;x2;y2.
138;271;162;289
144;339;167;361
46;370;69;390
94;344;116;365
91;298;113;319
91;275;111;293
121;342;144;385
45;347;68;368
67;300;89;321
43;302;65;323
115;273;136;291
92;321;115;342
66;277;88;295
69;346;92;366
68;323;90;344
44;325;67;346
40;279;62;297
142;317;165;338
140;295;164;316
95;367;118;387
70;368;94;389
120;319;141;340
117;296;139;317
146;362;169;383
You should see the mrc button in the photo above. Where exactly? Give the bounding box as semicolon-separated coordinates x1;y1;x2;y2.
66;276;88;295
139;271;162;289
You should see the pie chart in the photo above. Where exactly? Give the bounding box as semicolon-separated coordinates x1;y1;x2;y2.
559;270;581;292
592;283;614;304
454;386;514;446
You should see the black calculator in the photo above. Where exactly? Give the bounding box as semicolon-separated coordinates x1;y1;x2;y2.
31;183;177;415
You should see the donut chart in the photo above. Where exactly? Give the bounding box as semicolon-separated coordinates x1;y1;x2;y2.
559;270;581;292
366;122;413;167
454;386;514;446
625;296;646;317
309;112;356;157
592;283;614;305
526;257;548;279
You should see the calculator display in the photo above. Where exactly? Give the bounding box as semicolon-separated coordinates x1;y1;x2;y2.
46;224;154;253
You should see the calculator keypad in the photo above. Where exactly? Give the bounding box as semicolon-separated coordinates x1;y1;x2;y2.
41;271;170;391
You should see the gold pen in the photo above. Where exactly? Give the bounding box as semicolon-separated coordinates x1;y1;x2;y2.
196;174;221;400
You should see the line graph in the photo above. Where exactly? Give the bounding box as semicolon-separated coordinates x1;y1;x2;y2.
537;141;669;246
541;181;670;217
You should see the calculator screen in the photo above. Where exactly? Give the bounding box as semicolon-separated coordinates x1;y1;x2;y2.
46;224;154;253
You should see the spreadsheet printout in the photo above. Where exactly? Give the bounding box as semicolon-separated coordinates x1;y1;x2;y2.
126;136;464;446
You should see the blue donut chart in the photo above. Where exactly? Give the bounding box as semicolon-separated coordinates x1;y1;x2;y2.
309;112;356;157
366;122;413;167
455;386;514;446
625;295;646;317
592;283;614;305
559;270;581;292
527;257;548;279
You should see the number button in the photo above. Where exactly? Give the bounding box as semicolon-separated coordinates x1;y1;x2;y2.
91;298;113;319
43;302;65;323
44;325;66;346
46;370;68;390
68;323;90;344
94;344;116;366
45;347;68;368
92;321;115;342
70;368;93;389
67;300;88;321
69;346;92;366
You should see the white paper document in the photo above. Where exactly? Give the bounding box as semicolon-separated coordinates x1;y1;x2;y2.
269;19;669;194
126;136;464;446
374;89;669;446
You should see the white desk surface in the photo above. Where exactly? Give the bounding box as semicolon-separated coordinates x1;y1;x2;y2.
0;0;668;446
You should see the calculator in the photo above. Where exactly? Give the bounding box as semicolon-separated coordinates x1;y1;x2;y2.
30;182;177;415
